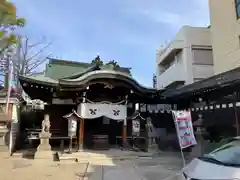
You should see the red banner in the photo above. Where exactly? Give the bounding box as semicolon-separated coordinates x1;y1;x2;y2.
172;111;197;149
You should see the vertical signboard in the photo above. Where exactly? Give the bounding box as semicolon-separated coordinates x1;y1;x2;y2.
172;110;197;149
68;116;77;137
9;105;19;155
9;121;19;155
132;119;140;136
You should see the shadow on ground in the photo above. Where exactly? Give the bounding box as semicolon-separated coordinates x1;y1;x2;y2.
9;148;184;180
21;149;37;159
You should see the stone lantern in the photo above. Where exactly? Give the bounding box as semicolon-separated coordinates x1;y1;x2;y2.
194;115;206;135
189;114;207;159
63;110;80;153
35;114;52;159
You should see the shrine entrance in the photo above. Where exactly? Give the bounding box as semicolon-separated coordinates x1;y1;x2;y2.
18;57;163;152
78;103;127;150
84;117;121;149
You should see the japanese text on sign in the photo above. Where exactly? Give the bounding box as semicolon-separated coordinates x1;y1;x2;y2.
172;111;197;149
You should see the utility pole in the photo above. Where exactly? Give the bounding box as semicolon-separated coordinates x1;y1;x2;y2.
2;53;12;115
153;74;157;89
4;54;10;89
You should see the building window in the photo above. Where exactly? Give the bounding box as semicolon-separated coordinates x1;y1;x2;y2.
194;78;204;82
192;49;213;65
236;0;240;19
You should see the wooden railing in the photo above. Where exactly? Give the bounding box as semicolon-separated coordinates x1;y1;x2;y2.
25;128;71;139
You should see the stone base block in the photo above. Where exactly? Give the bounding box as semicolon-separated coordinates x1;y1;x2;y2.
34;150;53;159
147;144;158;153
37;141;51;151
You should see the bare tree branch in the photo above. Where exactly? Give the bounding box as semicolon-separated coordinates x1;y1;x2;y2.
26;55;51;74
27;36;47;49
0;36;53;92
26;42;52;64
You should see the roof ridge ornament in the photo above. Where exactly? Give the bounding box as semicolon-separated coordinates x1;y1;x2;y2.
106;60;120;69
91;55;103;66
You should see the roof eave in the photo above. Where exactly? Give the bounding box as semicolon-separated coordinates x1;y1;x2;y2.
59;72;157;95
19;75;58;87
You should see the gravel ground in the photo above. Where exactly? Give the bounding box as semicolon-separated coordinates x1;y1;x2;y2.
0;151;184;180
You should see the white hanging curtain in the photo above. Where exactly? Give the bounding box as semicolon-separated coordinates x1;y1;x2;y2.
78;103;127;120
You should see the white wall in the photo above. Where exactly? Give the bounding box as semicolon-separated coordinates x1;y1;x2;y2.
157;61;186;89
156;26;213;89
183;26;212;46
192;65;214;79
209;0;240;74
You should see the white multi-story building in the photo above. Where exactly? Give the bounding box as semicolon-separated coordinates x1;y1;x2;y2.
156;26;214;89
208;0;240;74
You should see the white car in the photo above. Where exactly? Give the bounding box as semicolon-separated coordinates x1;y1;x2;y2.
180;137;240;180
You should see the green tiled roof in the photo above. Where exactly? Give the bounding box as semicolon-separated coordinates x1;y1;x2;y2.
62;70;132;82
19;58;157;96
100;64;131;76
45;58;91;79
20;58;133;86
26;73;58;84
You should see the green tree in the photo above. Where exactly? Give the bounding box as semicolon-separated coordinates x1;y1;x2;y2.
0;0;25;54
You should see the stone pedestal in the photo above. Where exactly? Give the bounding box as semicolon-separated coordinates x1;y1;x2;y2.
147;138;158;153
35;132;53;159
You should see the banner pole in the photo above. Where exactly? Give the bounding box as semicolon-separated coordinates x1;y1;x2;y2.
6;63;13;115
180;146;186;166
172;110;186;167
9;122;13;156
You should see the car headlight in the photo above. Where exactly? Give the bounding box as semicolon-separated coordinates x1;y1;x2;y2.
183;172;240;180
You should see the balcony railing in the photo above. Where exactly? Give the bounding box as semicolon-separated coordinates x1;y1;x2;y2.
157;62;186;89
157;40;184;65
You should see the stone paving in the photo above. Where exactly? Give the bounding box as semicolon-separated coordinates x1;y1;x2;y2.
0;150;184;180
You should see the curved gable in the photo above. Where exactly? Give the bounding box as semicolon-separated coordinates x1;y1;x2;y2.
59;70;156;95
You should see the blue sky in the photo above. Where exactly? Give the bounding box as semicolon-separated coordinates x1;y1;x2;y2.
11;0;209;87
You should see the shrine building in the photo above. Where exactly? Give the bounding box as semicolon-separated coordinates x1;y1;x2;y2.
19;57;167;150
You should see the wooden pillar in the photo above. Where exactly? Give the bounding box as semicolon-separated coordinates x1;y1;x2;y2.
234;92;239;136
79;118;84;150
4;55;9;89
7;103;13;118
78;88;88;151
122;95;128;148
122;119;127;147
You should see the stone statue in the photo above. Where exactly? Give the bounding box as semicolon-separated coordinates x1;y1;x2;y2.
146;117;155;144
36;114;52;157
146;117;158;153
41;114;50;133
146;117;152;129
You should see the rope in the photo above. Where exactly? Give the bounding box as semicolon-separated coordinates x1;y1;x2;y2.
84;97;126;105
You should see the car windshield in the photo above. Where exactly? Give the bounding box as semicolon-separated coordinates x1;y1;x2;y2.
202;139;240;166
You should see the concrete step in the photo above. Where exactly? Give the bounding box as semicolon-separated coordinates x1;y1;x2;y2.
0;145;8;152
